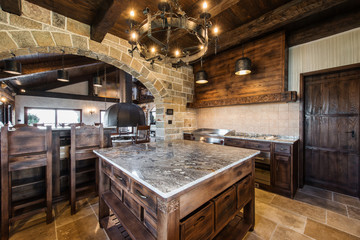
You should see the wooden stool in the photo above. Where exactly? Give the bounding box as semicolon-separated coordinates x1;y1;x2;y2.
70;124;104;215
135;125;151;144
1;125;53;240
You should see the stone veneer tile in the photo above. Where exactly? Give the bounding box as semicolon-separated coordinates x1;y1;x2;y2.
0;32;17;51
22;1;51;25
272;225;313;240
327;211;360;237
333;192;360;208
9;15;42;30
0;9;8;23
66;18;90;37
304;219;359;240
51;32;72;47
31;31;55;46
71;35;87;49
255;200;306;232
295;191;347;216
0;23;18;30
52;12;65;29
298;185;333;200
89;40;109;55
9;31;36;48
109;47;121;60
270;195;326;223
349;206;360;221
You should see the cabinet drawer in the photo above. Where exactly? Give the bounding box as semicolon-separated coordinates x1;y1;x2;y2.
113;167;130;190
246;141;271;151
131;180;157;215
110;180;123;201
180;202;214;240
224;138;246;148
102;159;112;177
123;192;142;220
213;186;237;231
236;175;252;209
144;210;157;238
274;143;291;155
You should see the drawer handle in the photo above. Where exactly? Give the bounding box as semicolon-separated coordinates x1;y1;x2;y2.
194;216;205;226
280;148;286;151
116;176;126;184
135;190;148;199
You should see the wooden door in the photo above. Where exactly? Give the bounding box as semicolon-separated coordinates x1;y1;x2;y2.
303;67;360;197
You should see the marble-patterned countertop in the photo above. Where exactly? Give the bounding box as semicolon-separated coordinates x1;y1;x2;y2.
224;132;299;144
94;140;259;198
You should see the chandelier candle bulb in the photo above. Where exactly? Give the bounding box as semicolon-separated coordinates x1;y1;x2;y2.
203;1;208;10
130;10;135;18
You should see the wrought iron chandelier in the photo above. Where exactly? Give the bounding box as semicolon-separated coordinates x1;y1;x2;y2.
127;0;216;68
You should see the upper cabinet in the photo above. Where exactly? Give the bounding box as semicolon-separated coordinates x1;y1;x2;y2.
190;31;297;108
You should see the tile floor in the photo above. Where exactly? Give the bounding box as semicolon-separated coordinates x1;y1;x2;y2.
8;185;360;240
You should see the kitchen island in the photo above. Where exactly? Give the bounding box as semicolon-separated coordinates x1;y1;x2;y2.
94;140;259;240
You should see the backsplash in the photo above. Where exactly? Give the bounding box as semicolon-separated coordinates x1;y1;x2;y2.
196;102;300;137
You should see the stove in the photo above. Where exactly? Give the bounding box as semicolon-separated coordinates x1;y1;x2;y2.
192;128;234;145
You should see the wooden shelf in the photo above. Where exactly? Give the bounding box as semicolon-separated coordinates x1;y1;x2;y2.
76;166;95;175
102;191;155;240
100;214;130;240
213;214;252;240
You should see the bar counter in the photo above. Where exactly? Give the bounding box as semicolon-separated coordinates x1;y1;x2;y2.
95;140;259;240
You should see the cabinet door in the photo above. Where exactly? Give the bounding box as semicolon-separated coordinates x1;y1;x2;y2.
273;154;291;190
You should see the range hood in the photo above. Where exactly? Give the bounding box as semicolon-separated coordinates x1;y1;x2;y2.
103;71;145;127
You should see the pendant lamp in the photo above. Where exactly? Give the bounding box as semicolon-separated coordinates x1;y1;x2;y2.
195;70;208;84
57;50;69;82
235;45;251;76
4;54;22;75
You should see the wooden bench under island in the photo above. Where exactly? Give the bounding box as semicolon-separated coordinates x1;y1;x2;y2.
94;140;259;240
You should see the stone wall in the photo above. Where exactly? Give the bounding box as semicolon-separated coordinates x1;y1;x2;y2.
0;1;198;139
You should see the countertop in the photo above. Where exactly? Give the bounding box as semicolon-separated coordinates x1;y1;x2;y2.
224;133;298;143
94;140;259;198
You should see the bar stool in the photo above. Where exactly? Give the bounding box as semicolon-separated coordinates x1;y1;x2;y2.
1;125;53;240
70;124;104;214
134;125;151;144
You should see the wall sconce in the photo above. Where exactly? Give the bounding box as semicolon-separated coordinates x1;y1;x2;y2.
89;109;95;115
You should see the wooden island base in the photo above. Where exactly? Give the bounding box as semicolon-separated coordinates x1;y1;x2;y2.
97;157;255;240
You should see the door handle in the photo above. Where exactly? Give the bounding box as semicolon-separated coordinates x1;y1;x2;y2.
345;131;355;138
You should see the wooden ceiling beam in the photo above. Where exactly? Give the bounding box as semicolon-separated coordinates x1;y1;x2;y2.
0;0;21;16
207;0;347;55
91;0;123;42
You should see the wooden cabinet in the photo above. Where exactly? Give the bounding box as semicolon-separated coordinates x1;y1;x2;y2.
183;133;195;140
225;138;298;198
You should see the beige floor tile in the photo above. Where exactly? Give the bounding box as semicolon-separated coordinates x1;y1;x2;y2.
87;196;99;206
271;195;326;223
10;210;55;232
91;203;99;219
349;206;360;221
54;198;93;228
255;188;275;204
333;193;360;208
327;211;360;237
255;200;306;233
244;232;264;240
10;219;56;240
298;185;333;200
253;214;277;239
271;225;312;240
304;219;360;240
295;191;347;216
56;214;108;240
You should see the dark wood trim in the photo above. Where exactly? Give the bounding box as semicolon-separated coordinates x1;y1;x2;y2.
0;0;21;15
18;90;120;103
188;91;297;108
91;0;122;42
298;62;360;188
24;107;83;126
206;0;347;56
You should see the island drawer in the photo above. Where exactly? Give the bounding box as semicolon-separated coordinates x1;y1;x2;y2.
113;167;130;190
111;180;123;201
180;202;214;240
123;192;142;220
102;159;112;177
224;138;246;148
213;185;237;231
236;175;252;209
144;210;157;238
131;180;157;215
274;143;291;155
246;141;271;151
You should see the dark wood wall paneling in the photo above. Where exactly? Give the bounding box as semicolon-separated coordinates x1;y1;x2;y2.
191;31;296;108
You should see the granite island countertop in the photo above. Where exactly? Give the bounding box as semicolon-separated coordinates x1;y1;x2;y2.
94;140;259;198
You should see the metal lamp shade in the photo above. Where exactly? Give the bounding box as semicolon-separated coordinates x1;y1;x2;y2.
235;57;252;75
195;70;208;84
104;103;145;127
57;69;69;82
4;60;22;75
93;76;102;87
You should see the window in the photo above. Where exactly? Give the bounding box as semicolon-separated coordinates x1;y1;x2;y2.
100;110;106;123
25;107;82;127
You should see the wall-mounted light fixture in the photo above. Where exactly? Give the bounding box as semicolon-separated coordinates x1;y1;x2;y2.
4;53;22;75
235;44;251;76
89;109;95;115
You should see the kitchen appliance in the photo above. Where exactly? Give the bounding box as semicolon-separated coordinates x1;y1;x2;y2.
192;128;234;145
